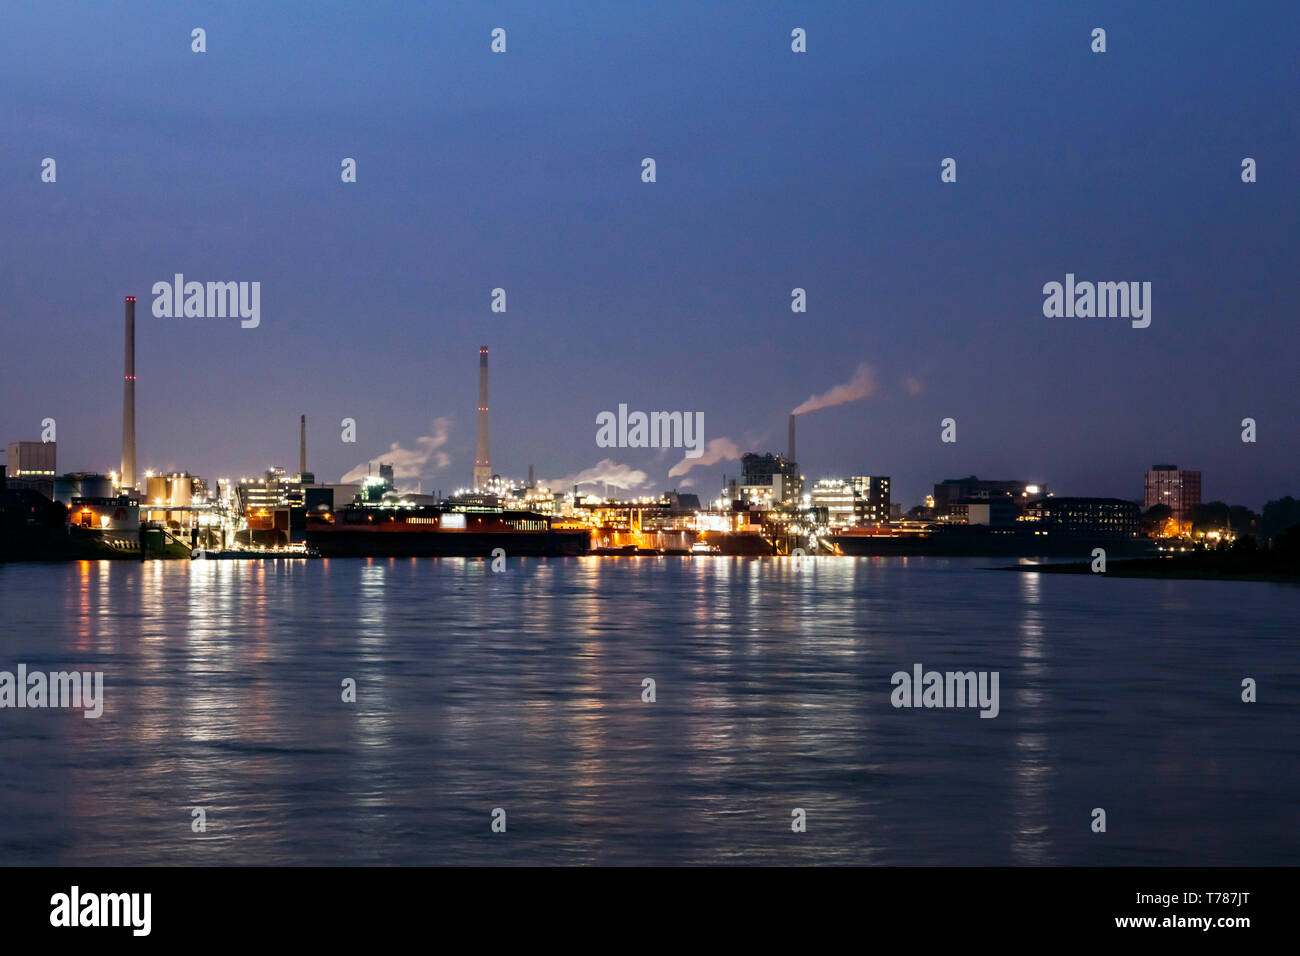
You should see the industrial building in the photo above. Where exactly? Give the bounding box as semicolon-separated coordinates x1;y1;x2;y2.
948;498;1018;527
67;496;140;536
740;452;802;507
53;473;115;505
7;440;56;479
238;467;307;515
6;443;57;499
851;475;891;524
810;476;892;529
932;476;1046;517
810;479;856;527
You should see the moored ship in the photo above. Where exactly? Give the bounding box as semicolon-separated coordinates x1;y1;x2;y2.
831;524;1157;558
305;506;589;558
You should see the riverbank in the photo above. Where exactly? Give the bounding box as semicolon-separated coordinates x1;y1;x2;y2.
0;527;190;561
1003;552;1300;583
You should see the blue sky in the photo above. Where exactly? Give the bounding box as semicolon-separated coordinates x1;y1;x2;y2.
2;1;1296;507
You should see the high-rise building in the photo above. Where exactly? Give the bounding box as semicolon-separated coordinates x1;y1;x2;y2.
851;475;891;524
1143;465;1201;525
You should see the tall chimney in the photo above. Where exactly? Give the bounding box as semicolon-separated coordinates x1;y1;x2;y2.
788;413;796;463
299;414;307;477
473;346;491;489
121;296;137;491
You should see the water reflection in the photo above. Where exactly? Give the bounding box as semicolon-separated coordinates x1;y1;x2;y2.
1010;569;1051;864
0;557;1296;865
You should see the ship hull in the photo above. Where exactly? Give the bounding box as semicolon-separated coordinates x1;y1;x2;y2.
305;529;588;558
305;506;590;558
192;549;320;560
832;531;1156;559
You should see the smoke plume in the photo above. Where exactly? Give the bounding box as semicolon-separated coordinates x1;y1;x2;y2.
544;458;648;491
668;437;741;478
791;364;877;415
341;417;451;483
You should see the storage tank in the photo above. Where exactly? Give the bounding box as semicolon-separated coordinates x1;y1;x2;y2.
54;474;115;505
82;475;114;499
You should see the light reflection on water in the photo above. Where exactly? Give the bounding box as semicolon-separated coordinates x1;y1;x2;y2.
2;557;1297;865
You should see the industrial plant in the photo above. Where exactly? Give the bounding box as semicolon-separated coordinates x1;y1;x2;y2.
0;294;1256;563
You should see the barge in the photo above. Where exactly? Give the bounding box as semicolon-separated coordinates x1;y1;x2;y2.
305;506;589;558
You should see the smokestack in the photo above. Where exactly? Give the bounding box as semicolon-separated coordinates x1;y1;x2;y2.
473;346;491;489
300;414;307;477
121;296;136;490
528;464;534;488
788;413;796;464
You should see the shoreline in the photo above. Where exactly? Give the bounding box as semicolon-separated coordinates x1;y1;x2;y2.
1000;555;1300;584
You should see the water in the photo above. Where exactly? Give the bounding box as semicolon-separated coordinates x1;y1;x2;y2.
0;556;1296;866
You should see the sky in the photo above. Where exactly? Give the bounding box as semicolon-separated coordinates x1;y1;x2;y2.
2;1;1297;509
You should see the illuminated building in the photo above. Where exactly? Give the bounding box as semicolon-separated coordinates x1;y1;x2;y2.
67;496;140;536
933;476;1046;517
7;441;55;479
236;468;309;534
810;479;855;528
1027;497;1139;538
809;476;891;529
949;498;1017;527
1143;465;1201;527
5;442;56;499
851;475;891;524
740;452;801;506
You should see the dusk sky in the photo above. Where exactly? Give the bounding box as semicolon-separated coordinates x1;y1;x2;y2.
2;1;1296;508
